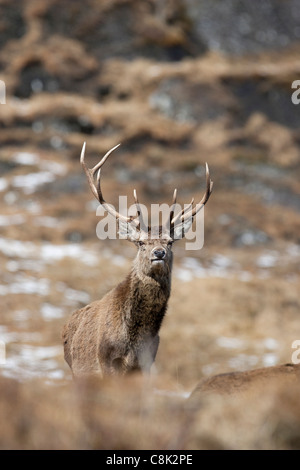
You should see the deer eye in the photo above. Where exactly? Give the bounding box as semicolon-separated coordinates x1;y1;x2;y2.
138;241;145;247
167;241;173;247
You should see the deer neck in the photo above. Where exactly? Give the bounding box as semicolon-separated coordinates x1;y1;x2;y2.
134;252;172;297
123;266;172;336
132;268;171;302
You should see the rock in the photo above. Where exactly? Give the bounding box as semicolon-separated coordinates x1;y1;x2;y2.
185;0;300;55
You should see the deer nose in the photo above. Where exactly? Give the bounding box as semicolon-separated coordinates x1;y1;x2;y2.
153;249;166;260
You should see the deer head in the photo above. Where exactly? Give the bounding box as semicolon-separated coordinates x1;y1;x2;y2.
80;142;213;279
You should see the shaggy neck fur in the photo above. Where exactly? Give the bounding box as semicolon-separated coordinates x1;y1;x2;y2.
122;257;173;341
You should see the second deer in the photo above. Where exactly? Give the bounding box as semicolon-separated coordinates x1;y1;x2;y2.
62;143;213;378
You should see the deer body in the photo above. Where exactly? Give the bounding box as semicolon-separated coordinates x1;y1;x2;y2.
63;237;173;377
190;363;300;402
62;143;212;378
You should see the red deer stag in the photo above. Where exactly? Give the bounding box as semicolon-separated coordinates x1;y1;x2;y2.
62;143;213;378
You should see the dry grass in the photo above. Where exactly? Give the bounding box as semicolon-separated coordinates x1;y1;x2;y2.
1;368;300;450
0;0;300;450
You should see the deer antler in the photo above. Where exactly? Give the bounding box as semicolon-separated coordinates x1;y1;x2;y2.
80;142;140;224
170;163;213;226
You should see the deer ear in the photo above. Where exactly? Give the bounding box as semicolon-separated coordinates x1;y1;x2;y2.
118;220;140;242
172;216;193;241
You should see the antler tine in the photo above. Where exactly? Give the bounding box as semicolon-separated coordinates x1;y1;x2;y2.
133;188;148;231
197;163;213;207
168;188;177;225
133;189;140;213
189;163;213;218
92;143;121;177
171;163;213;225
185;163;213;221
171;188;177;206
80;141;99;200
80;142;137;223
171;197;194;226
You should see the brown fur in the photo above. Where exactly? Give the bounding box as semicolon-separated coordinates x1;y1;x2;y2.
190;363;300;400
62;234;174;377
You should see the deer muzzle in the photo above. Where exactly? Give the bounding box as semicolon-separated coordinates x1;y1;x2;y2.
151;248;166;263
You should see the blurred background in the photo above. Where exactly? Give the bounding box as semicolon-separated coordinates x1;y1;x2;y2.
0;0;300;449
